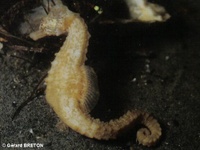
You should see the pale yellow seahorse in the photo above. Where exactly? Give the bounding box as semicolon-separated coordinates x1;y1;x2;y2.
30;0;162;147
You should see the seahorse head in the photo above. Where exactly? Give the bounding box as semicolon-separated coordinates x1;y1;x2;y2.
30;3;76;41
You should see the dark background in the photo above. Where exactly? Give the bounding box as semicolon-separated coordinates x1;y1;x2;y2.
0;0;200;149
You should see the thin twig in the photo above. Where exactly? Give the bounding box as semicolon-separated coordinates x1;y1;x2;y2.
12;73;47;120
0;26;37;46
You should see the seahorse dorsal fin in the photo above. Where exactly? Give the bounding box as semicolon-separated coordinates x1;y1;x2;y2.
81;66;100;113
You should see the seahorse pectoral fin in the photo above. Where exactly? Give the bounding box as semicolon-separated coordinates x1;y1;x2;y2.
81;66;100;113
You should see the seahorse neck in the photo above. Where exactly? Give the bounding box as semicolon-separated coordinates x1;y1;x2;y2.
56;17;90;67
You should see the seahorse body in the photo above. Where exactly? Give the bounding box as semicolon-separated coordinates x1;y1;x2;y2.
30;0;161;147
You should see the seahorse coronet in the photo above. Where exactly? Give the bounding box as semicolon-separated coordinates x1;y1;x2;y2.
29;0;163;147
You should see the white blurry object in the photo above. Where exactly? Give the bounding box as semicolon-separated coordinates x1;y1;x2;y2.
125;0;170;22
19;0;60;35
19;6;47;35
0;42;3;50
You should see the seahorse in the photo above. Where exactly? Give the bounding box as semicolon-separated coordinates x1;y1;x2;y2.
30;0;161;147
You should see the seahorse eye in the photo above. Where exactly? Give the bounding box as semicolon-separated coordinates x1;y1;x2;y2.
48;19;57;31
40;18;58;35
